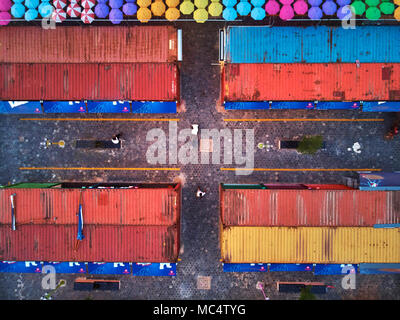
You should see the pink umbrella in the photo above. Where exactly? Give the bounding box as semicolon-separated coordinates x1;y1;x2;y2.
280;0;293;4
51;8;66;22
265;0;280;15
279;4;294;19
0;0;12;11
81;7;94;23
81;0;95;9
0;11;11;25
293;0;308;14
53;0;66;9
67;2;81;17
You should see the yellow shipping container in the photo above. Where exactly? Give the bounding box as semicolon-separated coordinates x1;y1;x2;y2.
221;227;400;264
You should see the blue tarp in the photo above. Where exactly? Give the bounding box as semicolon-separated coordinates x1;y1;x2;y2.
314;264;358;275
131;101;177;113
131;263;176;276
224;101;269;110
316;102;360;110
269;263;313;272
43;101;86;113
87;101;131;113
270;101;315;109
359;172;400;190
222;263;268;272
359;263;400;274
0;261;42;273
42;262;87;273
362;101;400;112
0;101;42;114
87;262;131;275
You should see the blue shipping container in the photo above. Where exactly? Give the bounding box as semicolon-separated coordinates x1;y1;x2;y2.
225;26;400;63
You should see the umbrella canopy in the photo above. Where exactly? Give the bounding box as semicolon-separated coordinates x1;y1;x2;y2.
293;0;308;14
151;0;165;15
279;4;294;19
265;0;280;14
11;3;26;17
193;7;208;22
109;0;123;8
223;0;237;6
336;0;350;6
365;0;379;7
0;0;12;11
350;1;365;15
51;7;66;21
81;0;95;9
137;7;151;21
395;0;400;5
81;7;94;22
337;5;352;19
380;2;394;15
251;0;265;6
123;2;137;14
94;3;109;17
307;0;321;6
13;0;24;3
137;0;151;7
222;6;236;19
125;0;136;2
322;0;336;15
208;1;222;15
25;0;39;9
195;0;208;8
179;0;194;14
237;1;251;15
0;10;11;24
38;2;53;17
24;7;37;19
308;5;322;19
251;6;265;19
52;0;65;9
395;7;400;21
166;0;179;6
165;6;180;19
67;2;81;17
109;8;122;23
279;0;293;4
365;6;380;20
97;0;108;2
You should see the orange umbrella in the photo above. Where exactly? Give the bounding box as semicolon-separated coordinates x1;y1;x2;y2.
151;0;166;15
395;7;400;21
165;7;180;19
166;0;180;7
137;0;151;7
137;7;152;21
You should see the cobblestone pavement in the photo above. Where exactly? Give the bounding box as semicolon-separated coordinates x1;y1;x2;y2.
0;22;399;300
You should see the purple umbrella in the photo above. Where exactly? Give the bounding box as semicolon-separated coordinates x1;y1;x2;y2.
109;0;123;9
94;3;109;17
0;10;11;25
125;0;136;2
308;0;321;6
109;7;122;23
97;0;108;3
279;0;293;4
336;0;350;6
0;0;12;11
308;5;322;19
279;4;294;20
265;0;280;15
123;2;137;15
322;0;336;15
337;5;352;19
293;0;308;14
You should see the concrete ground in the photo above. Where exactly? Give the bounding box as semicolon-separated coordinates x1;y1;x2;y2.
0;21;399;300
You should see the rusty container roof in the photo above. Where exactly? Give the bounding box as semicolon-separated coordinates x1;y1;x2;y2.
0;26;177;63
221;188;400;227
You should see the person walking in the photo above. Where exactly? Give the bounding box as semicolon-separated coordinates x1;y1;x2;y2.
196;186;206;198
111;133;122;144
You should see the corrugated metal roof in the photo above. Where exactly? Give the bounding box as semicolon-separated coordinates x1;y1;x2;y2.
0;26;177;63
0;63;178;101
0;187;180;262
221;227;400;263
221;189;400;227
224;63;400;101
225;26;400;63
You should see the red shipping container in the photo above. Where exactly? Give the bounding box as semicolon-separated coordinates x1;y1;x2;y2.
223;63;400;101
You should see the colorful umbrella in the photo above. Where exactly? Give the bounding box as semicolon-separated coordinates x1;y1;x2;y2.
165;6;180;19
24;7;37;19
137;7;151;21
208;1;222;15
11;3;26;17
193;7;208;22
293;0;308;14
279;4;294;19
195;0;208;8
336;0;350;6
337;5;352;19
265;0;280;14
137;0;151;7
222;6;236;19
237;1;251;15
307;0;321;6
81;7;94;22
13;0;24;3
25;0;38;9
39;2;54;17
380;2;394;14
81;0;95;9
365;6;380;20
365;0;379;7
279;0;293;4
109;0;122;8
52;0;65;9
123;2;137;14
308;5;322;19
395;7;400;21
125;0;136;2
179;0;194;14
67;2;81;17
251;0;265;6
97;0;108;3
166;0;179;7
0;10;11;24
0;0;12;11
109;8;122;23
251;6;265;19
51;7;66;21
94;3;109;17
222;0;236;5
395;0;400;5
322;0;336;15
350;1;365;15
151;0;165;15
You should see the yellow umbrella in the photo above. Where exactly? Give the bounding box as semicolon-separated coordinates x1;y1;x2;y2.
193;8;208;22
195;0;208;8
395;7;400;21
137;0;151;7
137;7;152;22
394;0;400;5
165;7;181;20
208;2;222;16
180;0;194;14
166;0;180;7
151;1;166;15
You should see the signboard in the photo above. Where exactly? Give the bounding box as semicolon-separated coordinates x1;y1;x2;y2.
316;101;360;110
270;101;315;109
222;263;268;272
269;263;313;272
131;101;177;113
359;172;400;190
224;101;269;110
0;261;42;273
314;264;358;275
0;101;42;114
42;262;86;274
362;101;400;112
87;262;131;275
87;101;130;113
43;101;86;113
131;263;176;276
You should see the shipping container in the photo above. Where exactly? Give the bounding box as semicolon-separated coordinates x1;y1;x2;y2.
224;26;400;63
220;188;400;227
221;227;400;263
0;63;178;101
0;186;180;262
0;26;178;63
223;63;400;101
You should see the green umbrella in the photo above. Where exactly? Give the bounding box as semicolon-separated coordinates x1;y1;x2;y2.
193;7;208;22
351;1;366;15
195;0;208;8
365;6;381;19
365;0;379;6
180;0;194;14
208;2;222;16
380;2;394;14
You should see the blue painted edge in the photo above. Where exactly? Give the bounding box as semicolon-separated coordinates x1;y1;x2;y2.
359;263;400;274
87;262;131;275
313;264;358;275
270;101;315;109
316;101;360;110
87;101;131;113
224;101;269;110
0;101;43;114
0;261;43;273
373;223;400;228
43;101;86;113
222;263;268;272
360;187;400;191
42;262;87;274
269;263;313;272
131;263;177;276
131;101;177;114
362;101;400;112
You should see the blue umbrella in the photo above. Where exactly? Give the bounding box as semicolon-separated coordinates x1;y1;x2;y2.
237;1;251;15
109;8;123;23
308;5;322;19
38;2;53;17
123;2;137;15
109;0;123;9
322;0;337;15
11;3;26;17
307;0;321;6
222;0;237;6
222;6;237;20
251;0;265;6
24;8;38;20
94;3;109;17
13;0;24;3
24;0;38;9
336;0;350;6
251;6;266;19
